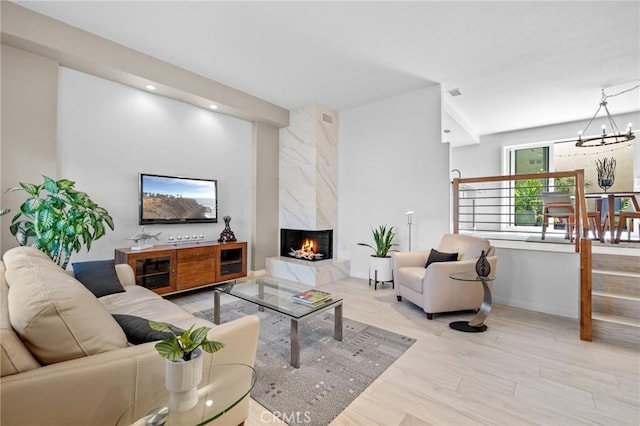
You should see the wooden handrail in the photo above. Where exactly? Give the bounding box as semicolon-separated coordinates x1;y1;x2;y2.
456;170;584;184
452;170;592;342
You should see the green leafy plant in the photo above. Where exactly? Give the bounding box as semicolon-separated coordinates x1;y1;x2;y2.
149;321;225;362
358;225;398;257
553;176;592;193
7;176;114;269
514;179;543;213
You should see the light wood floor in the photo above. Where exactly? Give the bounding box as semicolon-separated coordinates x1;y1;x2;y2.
171;277;640;426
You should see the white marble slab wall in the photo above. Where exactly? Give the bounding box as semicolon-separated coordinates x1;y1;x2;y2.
315;104;338;232
279;104;338;241
280;105;316;229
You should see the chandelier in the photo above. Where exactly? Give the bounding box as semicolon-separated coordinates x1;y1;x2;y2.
575;87;636;147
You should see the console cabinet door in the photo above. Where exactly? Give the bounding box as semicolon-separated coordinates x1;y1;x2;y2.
176;246;216;290
117;249;177;295
216;242;247;282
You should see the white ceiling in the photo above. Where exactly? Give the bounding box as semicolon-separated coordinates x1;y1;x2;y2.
15;1;640;142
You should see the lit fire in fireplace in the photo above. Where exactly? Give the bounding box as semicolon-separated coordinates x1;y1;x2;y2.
289;238;325;260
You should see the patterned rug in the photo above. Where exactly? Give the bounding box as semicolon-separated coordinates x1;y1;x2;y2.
194;300;415;426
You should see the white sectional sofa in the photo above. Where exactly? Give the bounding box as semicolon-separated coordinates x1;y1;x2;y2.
0;246;259;426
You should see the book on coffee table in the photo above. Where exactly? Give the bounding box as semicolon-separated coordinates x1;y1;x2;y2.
292;289;332;305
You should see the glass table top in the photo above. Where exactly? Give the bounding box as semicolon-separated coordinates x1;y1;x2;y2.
116;363;256;426
215;277;342;319
449;272;495;282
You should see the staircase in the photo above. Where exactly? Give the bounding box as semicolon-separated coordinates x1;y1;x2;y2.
591;252;640;348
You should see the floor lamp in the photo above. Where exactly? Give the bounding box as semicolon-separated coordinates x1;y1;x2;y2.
404;210;414;251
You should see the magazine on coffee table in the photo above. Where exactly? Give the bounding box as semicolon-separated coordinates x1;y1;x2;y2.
292;289;332;305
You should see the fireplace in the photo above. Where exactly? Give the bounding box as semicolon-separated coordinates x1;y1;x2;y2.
280;229;333;261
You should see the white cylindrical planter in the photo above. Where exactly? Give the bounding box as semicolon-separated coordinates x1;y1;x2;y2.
165;348;203;412
369;256;393;282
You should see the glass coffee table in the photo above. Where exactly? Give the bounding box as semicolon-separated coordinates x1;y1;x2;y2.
448;272;495;333
214;278;343;368
116;363;256;426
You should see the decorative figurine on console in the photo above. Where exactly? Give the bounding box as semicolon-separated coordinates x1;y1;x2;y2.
475;250;491;277
218;215;237;243
129;227;162;251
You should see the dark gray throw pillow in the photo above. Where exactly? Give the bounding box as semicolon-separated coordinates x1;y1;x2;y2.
425;249;458;269
72;259;125;298
112;314;183;345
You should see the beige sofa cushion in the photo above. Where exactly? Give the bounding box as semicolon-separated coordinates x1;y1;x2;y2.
438;233;490;261
5;248;127;365
1;261;40;377
100;285;211;330
2;246;61;276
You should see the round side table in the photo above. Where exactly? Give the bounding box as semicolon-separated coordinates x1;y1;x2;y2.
448;272;495;333
116;363;256;426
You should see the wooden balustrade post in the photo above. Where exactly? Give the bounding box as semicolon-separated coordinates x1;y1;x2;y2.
580;237;592;341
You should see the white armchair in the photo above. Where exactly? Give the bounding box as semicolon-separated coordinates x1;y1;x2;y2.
390;234;497;319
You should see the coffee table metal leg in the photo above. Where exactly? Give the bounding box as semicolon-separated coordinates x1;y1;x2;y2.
213;291;221;325
291;319;300;368
334;302;343;341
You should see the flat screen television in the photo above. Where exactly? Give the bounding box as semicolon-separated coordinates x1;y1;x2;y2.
139;173;218;224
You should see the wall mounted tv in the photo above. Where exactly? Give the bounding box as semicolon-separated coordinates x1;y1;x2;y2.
139;173;218;224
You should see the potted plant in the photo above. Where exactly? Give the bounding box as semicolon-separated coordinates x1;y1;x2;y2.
149;321;225;412
514;179;543;226
6;176;114;269
358;225;397;283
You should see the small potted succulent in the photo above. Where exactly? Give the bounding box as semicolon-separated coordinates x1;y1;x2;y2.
149;321;225;412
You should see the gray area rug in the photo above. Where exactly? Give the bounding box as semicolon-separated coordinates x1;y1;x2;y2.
194;301;415;426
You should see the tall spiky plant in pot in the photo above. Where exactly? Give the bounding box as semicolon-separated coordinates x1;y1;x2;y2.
358;225;398;285
7;176;114;269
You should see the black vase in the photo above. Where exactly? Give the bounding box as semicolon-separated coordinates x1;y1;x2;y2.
475;250;491;277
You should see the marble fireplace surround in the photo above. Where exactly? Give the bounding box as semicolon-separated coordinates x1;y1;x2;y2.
267;104;349;286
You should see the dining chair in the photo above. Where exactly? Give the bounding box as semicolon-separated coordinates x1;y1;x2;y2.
614;211;640;243
541;192;575;242
541;192;602;242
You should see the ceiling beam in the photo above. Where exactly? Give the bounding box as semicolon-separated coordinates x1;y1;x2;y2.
1;2;289;128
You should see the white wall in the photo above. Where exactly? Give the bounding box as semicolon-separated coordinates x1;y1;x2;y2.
338;85;448;279
57;68;254;264
492;245;579;318
452;111;640;180
1;46;58;253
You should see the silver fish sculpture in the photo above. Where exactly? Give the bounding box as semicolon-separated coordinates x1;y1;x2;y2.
128;228;162;243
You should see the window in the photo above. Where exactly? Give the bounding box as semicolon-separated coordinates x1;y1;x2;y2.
505;143;552;227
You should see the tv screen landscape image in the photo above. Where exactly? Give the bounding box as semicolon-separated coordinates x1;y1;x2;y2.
139;173;218;224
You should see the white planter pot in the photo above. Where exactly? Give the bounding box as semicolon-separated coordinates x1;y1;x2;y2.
165;348;203;412
369;256;393;282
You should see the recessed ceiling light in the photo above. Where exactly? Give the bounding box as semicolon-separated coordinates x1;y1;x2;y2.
145;84;156;91
447;88;462;97
209;104;218;110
